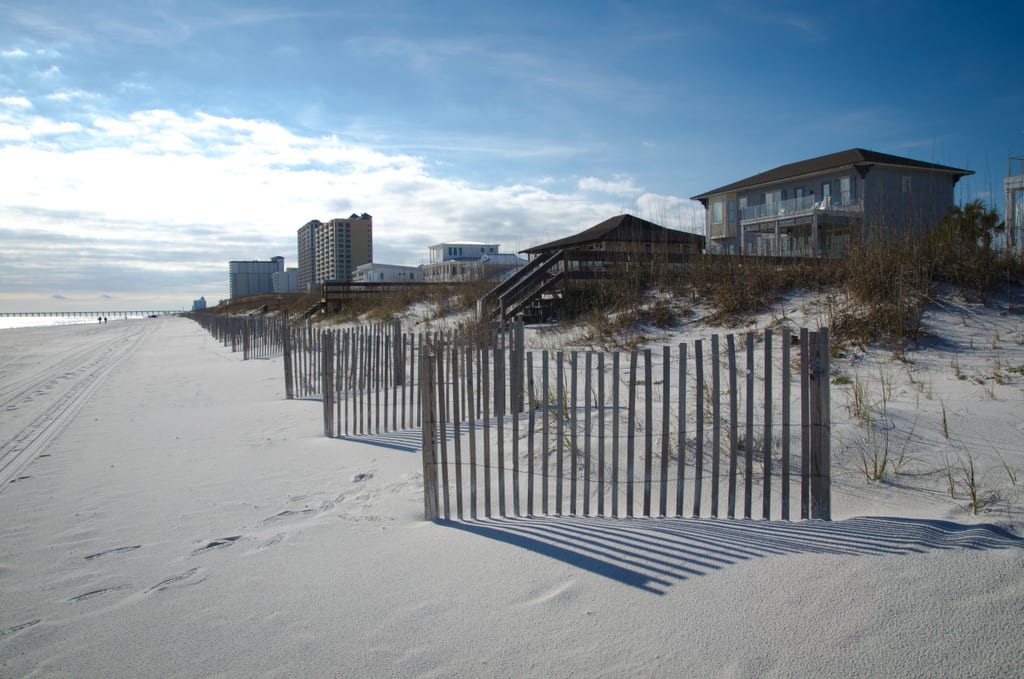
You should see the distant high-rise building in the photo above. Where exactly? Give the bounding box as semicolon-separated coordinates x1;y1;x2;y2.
297;219;321;292
228;256;284;299
299;213;373;285
272;267;299;293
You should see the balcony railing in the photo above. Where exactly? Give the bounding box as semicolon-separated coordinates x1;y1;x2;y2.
741;194;863;221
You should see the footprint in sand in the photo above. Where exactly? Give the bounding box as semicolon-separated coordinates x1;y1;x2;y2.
191;535;242;556
84;545;141;561
0;619;41;639
68;585;132;602
255;533;285;550
145;567;205;593
260;508;317;526
260;501;335;526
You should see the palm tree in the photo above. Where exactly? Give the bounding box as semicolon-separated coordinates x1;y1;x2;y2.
942;200;1004;250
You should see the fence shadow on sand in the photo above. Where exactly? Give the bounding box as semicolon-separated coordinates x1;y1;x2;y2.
440;515;1024;595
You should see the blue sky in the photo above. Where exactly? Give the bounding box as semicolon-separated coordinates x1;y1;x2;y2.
1;1;1021;311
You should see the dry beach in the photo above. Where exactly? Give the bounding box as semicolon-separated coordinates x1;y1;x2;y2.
1;308;1023;677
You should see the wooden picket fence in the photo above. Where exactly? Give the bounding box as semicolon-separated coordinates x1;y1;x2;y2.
311;321;513;436
416;326;831;522
190;313;286;360
192;312;832;522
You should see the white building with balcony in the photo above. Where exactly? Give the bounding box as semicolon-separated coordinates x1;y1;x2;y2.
422;242;525;282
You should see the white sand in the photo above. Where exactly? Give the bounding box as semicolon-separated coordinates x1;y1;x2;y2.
1;309;1023;678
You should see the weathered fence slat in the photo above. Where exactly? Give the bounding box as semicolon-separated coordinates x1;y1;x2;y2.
810;329;831;520
727;334;738;518
763;329;773;520
584;351;593;516
642;348;653;517
496;346;506;518
693;339;704;517
626;350;637;518
570;351;578;515
744;332;754;519
676;343;686;517
800;327;810;519
659;346;670;517
598;352;606;517
711;335;721;518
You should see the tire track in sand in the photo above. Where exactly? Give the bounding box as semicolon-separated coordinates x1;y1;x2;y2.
0;323;152;492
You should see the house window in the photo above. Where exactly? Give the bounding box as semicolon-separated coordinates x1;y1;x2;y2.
727;199;736;222
712;200;724;224
901;176;912;193
840;176;852;203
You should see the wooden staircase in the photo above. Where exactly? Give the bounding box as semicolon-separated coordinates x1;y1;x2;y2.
477;249;566;323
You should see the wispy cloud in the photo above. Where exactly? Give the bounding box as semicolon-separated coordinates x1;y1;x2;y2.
578;176;643;196
45;88;100;102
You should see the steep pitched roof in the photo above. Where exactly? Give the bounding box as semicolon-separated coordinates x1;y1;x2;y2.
691;148;973;202
521;214;704;254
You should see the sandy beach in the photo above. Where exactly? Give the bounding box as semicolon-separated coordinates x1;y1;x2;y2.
1;315;1022;678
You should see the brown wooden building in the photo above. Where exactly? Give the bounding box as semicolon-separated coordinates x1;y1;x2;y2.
521;213;705;266
479;214;704;322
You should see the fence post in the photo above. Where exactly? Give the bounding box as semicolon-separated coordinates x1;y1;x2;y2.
781;327;792;521
800;327;810;519
282;318;294;400
693;340;704;517
763;329;773;520
676;342;687;517
322;330;334;436
420;350;440;521
711;335;721;518
727;334;738;518
810;328;832;520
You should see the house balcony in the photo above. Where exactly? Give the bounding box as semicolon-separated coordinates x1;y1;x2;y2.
741;195;863;228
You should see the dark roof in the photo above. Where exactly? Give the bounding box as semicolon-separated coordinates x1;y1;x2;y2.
691;148;973;202
522;214;705;254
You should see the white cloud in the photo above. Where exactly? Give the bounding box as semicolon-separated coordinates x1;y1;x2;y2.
1;95;32;109
0;115;81;140
2;48;28;57
578;175;643;196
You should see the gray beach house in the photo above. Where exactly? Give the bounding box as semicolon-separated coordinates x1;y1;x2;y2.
691;148;973;257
